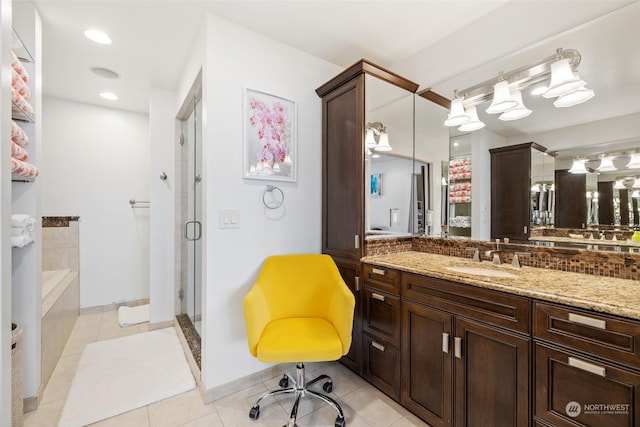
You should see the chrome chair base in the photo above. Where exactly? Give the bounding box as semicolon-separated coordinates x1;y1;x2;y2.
248;362;346;427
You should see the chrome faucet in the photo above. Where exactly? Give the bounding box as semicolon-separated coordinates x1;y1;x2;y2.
485;250;502;265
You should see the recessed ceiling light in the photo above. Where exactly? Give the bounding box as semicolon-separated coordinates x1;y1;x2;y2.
84;29;112;45
99;92;118;100
91;67;120;79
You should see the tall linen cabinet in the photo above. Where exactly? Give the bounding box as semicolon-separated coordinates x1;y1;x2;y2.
315;60;418;374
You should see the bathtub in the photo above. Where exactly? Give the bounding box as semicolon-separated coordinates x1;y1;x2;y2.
41;269;79;394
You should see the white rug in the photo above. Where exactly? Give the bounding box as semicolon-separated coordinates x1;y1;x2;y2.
58;328;195;427
117;304;149;327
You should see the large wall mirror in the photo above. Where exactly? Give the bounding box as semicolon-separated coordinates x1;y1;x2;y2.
364;75;450;239
428;2;640;249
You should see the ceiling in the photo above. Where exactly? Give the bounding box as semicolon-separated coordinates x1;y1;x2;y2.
25;0;640;142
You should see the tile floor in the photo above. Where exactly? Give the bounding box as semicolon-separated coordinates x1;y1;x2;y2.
24;309;430;426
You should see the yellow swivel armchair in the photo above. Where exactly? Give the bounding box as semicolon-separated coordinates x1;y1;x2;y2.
243;254;355;427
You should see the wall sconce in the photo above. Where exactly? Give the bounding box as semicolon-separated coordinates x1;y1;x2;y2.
596;155;617;172
568;158;588;174
366;122;392;152
444;48;594;132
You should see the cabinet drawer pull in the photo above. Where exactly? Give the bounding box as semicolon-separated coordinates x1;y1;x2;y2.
355;276;361;292
442;333;449;353
371;292;385;302
371;341;386;352
568;313;606;330
568;357;606;377
454;337;462;359
372;268;385;276
355;235;360;249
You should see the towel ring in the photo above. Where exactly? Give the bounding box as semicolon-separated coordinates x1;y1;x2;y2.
262;185;284;209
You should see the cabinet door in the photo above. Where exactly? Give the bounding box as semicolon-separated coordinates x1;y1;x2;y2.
334;258;362;375
490;145;531;241
402;301;453;427
535;342;640;427
555;169;587;228
322;76;364;260
454;317;530;427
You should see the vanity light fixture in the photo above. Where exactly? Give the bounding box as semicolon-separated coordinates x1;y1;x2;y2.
365;122;392;152
568;158;588;174
443;93;471;126
626;152;640;169
486;79;518;114
543;57;585;98
614;179;626;190
633;190;640;198
596;155;617;172
444;48;593;131
633;177;640;188
457;106;485;131
498;90;532;121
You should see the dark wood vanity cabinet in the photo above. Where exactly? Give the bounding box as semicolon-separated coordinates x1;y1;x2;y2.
490;142;544;242
533;302;640;427
401;273;531;427
316;61;419;375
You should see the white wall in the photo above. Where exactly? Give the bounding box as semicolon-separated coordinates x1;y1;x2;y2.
370;156;413;232
41;97;150;308
149;88;176;325
190;13;342;391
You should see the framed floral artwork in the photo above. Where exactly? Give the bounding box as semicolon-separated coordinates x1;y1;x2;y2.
244;88;297;182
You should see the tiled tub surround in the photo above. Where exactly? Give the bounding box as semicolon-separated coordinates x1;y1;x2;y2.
41;216;80;401
366;236;640;281
361;250;640;321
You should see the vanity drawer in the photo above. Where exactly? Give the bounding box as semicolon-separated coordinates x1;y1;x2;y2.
363;264;400;295
362;332;401;401
362;286;401;346
402;273;530;335
534;302;640;370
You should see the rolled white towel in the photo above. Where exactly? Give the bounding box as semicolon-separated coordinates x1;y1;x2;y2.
11;219;35;240
11;235;33;248
11;214;31;228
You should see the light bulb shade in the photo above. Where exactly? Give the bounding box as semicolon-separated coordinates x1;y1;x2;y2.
531;183;541;193
553;86;595;107
543;59;586;98
486;80;518;114
596;156;617;172
457;106;485;132
614;179;625;189
633;178;640;188
444;98;470;126
365;129;377;148
374;132;392;151
568;159;588;174
626;153;640;169
498;90;532;121
633;190;640;198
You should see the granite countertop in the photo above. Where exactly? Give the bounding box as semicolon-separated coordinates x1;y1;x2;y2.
361;251;640;321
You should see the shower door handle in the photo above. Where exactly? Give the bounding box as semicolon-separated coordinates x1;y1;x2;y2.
185;220;202;241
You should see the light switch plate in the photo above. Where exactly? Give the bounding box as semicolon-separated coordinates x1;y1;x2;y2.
219;209;240;229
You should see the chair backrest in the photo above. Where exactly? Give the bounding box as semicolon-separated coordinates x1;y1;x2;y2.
253;254;345;320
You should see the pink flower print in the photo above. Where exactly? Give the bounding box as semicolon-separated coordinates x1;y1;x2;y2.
249;95;289;173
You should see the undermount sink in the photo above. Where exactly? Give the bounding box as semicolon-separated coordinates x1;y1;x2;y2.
445;266;518;279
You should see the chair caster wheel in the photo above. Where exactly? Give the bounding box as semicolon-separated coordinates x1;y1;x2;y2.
323;381;333;393
279;375;289;388
335;416;345;427
249;405;260;419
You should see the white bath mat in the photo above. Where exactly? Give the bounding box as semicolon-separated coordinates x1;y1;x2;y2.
117;304;149;327
58;327;195;427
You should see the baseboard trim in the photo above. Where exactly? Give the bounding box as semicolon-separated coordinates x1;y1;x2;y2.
204;364;287;403
79;298;150;315
149;320;174;331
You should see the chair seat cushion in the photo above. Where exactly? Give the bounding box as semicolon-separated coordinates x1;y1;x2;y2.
257;318;343;363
